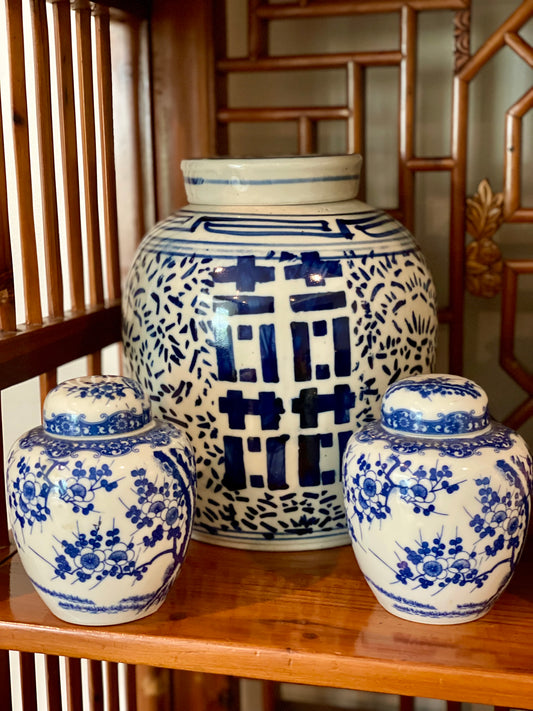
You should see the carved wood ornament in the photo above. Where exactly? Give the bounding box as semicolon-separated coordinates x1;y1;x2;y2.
465;179;505;298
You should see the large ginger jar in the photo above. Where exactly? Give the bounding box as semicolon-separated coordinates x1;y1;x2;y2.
6;375;196;625
122;154;438;550
343;373;533;624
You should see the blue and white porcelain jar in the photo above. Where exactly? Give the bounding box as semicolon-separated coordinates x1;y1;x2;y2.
342;373;533;624
123;154;438;550
6;375;196;626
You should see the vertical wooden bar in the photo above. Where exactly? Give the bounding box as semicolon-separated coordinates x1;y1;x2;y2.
0;405;8;546
298;116;315;154
127;17;150;246
39;371;58;412
88;659;105;711
504;88;533;219
248;0;268;60
105;661;121;710
74;0;104;307
64;657;84;711
450;73;468;374
151;0;218;216
94;7;121;302
44;655;63;711
0;650;12;710
172;671;240;711
346;60;366;200
399;5;416;231
50;0;85;313
29;0;64;319
0;93;16;333
5;0;43;326
19;652;38;711
399;696;415;711
262;680;278;711
125;664;139;711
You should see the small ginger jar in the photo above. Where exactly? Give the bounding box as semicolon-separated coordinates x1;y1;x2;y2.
342;373;533;624
6;375;196;626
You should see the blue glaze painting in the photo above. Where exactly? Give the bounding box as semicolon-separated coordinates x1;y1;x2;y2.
122;155;438;550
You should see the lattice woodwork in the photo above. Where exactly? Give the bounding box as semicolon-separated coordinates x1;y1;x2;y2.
0;0;153;708
206;0;533;432
456;0;532;431
212;0;473;375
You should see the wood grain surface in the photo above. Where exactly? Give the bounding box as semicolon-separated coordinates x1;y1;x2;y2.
1;539;533;707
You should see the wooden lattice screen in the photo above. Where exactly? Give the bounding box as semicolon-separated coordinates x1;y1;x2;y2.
154;0;532;437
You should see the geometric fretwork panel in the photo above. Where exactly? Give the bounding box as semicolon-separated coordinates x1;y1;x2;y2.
214;0;533;438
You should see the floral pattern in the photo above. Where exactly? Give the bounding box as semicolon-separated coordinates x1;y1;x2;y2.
7;429;196;620
385;376;482;401
343;451;462;532
64;377;144;402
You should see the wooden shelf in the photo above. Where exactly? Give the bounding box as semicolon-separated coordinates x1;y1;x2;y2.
2;539;533;708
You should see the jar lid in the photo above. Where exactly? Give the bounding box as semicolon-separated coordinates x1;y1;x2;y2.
181;154;362;206
43;375;151;438
380;374;490;437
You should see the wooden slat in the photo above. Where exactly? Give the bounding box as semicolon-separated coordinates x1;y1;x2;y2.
218;51;403;72
255;0;469;19
0;403;10;547
248;0;268;60
65;657;84;711
105;661;121;710
0;91;16;333
44;655;63;711
0;650;12;711
504;87;533;219
298;116;316;154
217;107;351;122
125;665;139;711
50;0;85;312
504;31;533;66
74;0;105;307
29;0;64;319
0;302;121;390
500;260;533;396
19;652;38;711
94;7;121;301
88;659;105;711
150;0;218;216
346;60;366;198
5;0;43;326
398;5;416;232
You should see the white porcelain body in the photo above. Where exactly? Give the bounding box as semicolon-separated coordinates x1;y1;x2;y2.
123;155;438;551
6;376;196;626
342;374;533;624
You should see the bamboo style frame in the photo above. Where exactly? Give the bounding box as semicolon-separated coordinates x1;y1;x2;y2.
0;0;145;708
208;0;533;428
0;1;531;709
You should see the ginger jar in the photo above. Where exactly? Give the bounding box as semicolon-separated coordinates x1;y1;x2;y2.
123;154;438;550
6;375;196;625
342;373;533;624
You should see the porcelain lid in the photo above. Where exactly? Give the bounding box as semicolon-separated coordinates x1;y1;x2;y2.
181;154;362;205
43;375;151;438
380;374;490;437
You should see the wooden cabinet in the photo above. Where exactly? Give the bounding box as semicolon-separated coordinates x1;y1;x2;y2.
0;0;532;708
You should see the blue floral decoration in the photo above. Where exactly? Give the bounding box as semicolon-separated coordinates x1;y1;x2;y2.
385;376;482;401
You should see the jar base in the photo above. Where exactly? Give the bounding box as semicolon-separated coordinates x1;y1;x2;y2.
366;579;494;625
192;529;350;551
38;596;166;626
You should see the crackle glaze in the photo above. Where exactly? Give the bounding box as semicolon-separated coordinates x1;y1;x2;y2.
6;375;196;626
342;373;533;624
123;154;438;550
